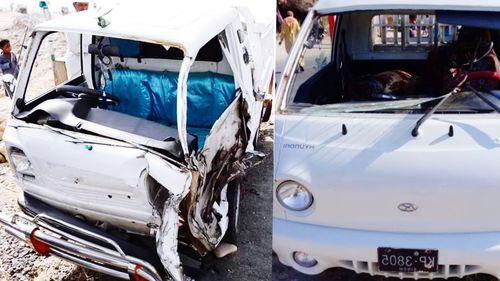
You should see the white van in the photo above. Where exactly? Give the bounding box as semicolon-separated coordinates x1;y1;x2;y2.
274;0;500;279
0;3;273;281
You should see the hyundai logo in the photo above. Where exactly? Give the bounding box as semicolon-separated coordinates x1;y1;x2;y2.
398;203;418;212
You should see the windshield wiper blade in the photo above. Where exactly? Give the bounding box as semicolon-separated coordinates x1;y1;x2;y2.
467;85;500;113
411;93;453;137
411;76;468;137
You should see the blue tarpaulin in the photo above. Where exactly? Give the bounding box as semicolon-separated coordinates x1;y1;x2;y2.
102;69;235;148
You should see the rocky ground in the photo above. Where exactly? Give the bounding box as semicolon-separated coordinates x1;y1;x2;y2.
0;11;272;281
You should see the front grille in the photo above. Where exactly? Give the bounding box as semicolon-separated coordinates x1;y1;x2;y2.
338;260;481;279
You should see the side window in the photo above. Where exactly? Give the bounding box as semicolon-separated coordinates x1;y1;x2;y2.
24;32;69;102
287;15;332;104
90;36;223;62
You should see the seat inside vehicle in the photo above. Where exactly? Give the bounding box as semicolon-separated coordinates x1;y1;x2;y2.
102;69;236;148
18;35;236;156
81;105;199;151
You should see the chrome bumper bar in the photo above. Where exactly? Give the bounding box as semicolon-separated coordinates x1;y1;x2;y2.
0;211;163;281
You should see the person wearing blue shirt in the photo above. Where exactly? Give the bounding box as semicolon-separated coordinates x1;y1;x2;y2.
0;39;19;97
0;39;19;78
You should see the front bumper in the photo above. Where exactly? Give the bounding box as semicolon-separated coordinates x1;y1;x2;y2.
0;208;163;281
273;218;500;279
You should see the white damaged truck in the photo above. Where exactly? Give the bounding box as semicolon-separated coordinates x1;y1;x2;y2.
0;2;273;280
274;0;500;279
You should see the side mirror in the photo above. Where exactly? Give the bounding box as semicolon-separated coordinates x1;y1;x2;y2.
305;22;326;49
15;98;25;110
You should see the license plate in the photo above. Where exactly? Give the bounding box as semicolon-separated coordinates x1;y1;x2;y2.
377;247;438;273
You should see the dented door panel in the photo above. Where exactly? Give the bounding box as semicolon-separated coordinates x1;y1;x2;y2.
1;6;271;281
187;92;246;251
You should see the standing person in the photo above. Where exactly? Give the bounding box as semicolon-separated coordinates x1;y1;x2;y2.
276;8;283;34
0;40;19;79
409;14;417;38
279;10;304;71
328;15;335;39
73;2;89;12
64;2;89;80
0;39;20;97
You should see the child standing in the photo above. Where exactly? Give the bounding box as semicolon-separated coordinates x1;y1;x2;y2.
0;39;19;78
0;39;19;97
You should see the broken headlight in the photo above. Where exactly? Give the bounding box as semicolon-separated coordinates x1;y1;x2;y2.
9;147;35;177
276;180;313;211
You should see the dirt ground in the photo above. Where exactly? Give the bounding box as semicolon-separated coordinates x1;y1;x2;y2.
0;11;272;281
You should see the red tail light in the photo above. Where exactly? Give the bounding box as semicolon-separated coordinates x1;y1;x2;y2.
29;229;50;256
134;264;147;281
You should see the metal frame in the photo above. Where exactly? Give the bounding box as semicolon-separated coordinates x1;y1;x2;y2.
0;211;163;281
371;14;459;51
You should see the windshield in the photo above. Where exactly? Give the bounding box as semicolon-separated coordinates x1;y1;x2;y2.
284;11;500;114
298;91;500;113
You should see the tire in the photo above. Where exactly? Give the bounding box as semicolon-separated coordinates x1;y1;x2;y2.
253;122;261;149
261;103;272;122
223;180;241;244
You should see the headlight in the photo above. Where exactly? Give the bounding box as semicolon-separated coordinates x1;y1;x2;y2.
293;251;318;268
276;180;313;211
9;147;35;176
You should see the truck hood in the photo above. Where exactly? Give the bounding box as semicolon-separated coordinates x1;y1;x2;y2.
275;113;500;233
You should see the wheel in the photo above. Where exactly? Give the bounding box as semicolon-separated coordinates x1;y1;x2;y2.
261;103;272;122
223;180;241;244
253;122;261;149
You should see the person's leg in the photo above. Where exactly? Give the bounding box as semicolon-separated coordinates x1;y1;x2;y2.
4;82;13;98
298;56;305;71
285;42;292;54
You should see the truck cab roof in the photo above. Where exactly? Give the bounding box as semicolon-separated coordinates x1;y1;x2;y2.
34;2;239;56
314;0;500;14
